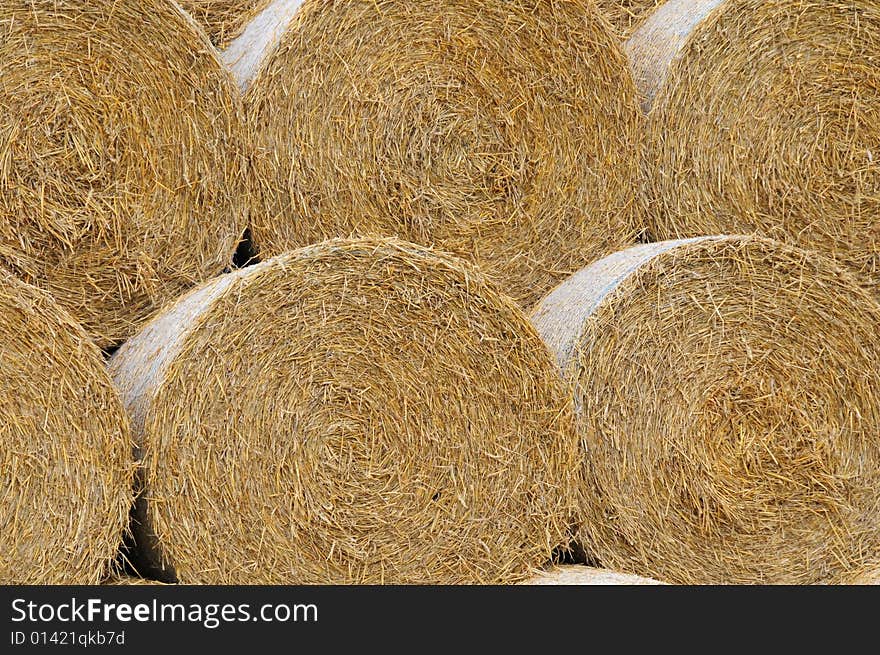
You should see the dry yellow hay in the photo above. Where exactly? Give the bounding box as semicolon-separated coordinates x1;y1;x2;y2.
0;269;134;584
838;568;880;585
109;237;581;584
831;559;880;585
0;0;250;348
522;565;666;585
625;0;880;290
102;574;171;586
237;0;644;309
594;0;664;37
177;0;275;47
531;236;880;585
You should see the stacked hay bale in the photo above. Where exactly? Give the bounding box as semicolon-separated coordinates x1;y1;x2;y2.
0;270;134;584
233;0;645;308
626;0;880;290
594;0;664;37
109;237;582;584
522;566;666;585
0;0;250;347
531;236;880;584
177;0;275;47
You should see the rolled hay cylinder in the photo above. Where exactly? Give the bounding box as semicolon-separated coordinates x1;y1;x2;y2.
109;237;582;584
522;565;666;585
177;0;275;47
0;270;134;584
0;0;250;348
530;236;880;585
625;0;880;291
233;0;645;309
594;1;664;38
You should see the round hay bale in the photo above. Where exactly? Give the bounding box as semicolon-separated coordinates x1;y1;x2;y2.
594;0;664;38
625;0;880;290
0;270;134;584
0;0;250;348
530;235;880;585
521;565;666;585
237;0;644;309
178;0;275;47
109;237;581;584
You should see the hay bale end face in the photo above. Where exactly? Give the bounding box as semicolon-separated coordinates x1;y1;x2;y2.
0;0;250;347
594;0;665;38
531;236;880;584
626;0;880;289
0;271;134;584
177;0;275;47
240;0;644;309
521;565;666;585
110;237;582;584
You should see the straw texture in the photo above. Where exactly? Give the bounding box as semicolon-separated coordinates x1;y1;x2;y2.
531;236;880;584
103;574;170;586
625;0;880;290
243;0;644;308
178;0;274;46
840;568;880;585
109;237;581;584
595;0;664;37
522;565;666;585
0;270;134;584
0;0;250;347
